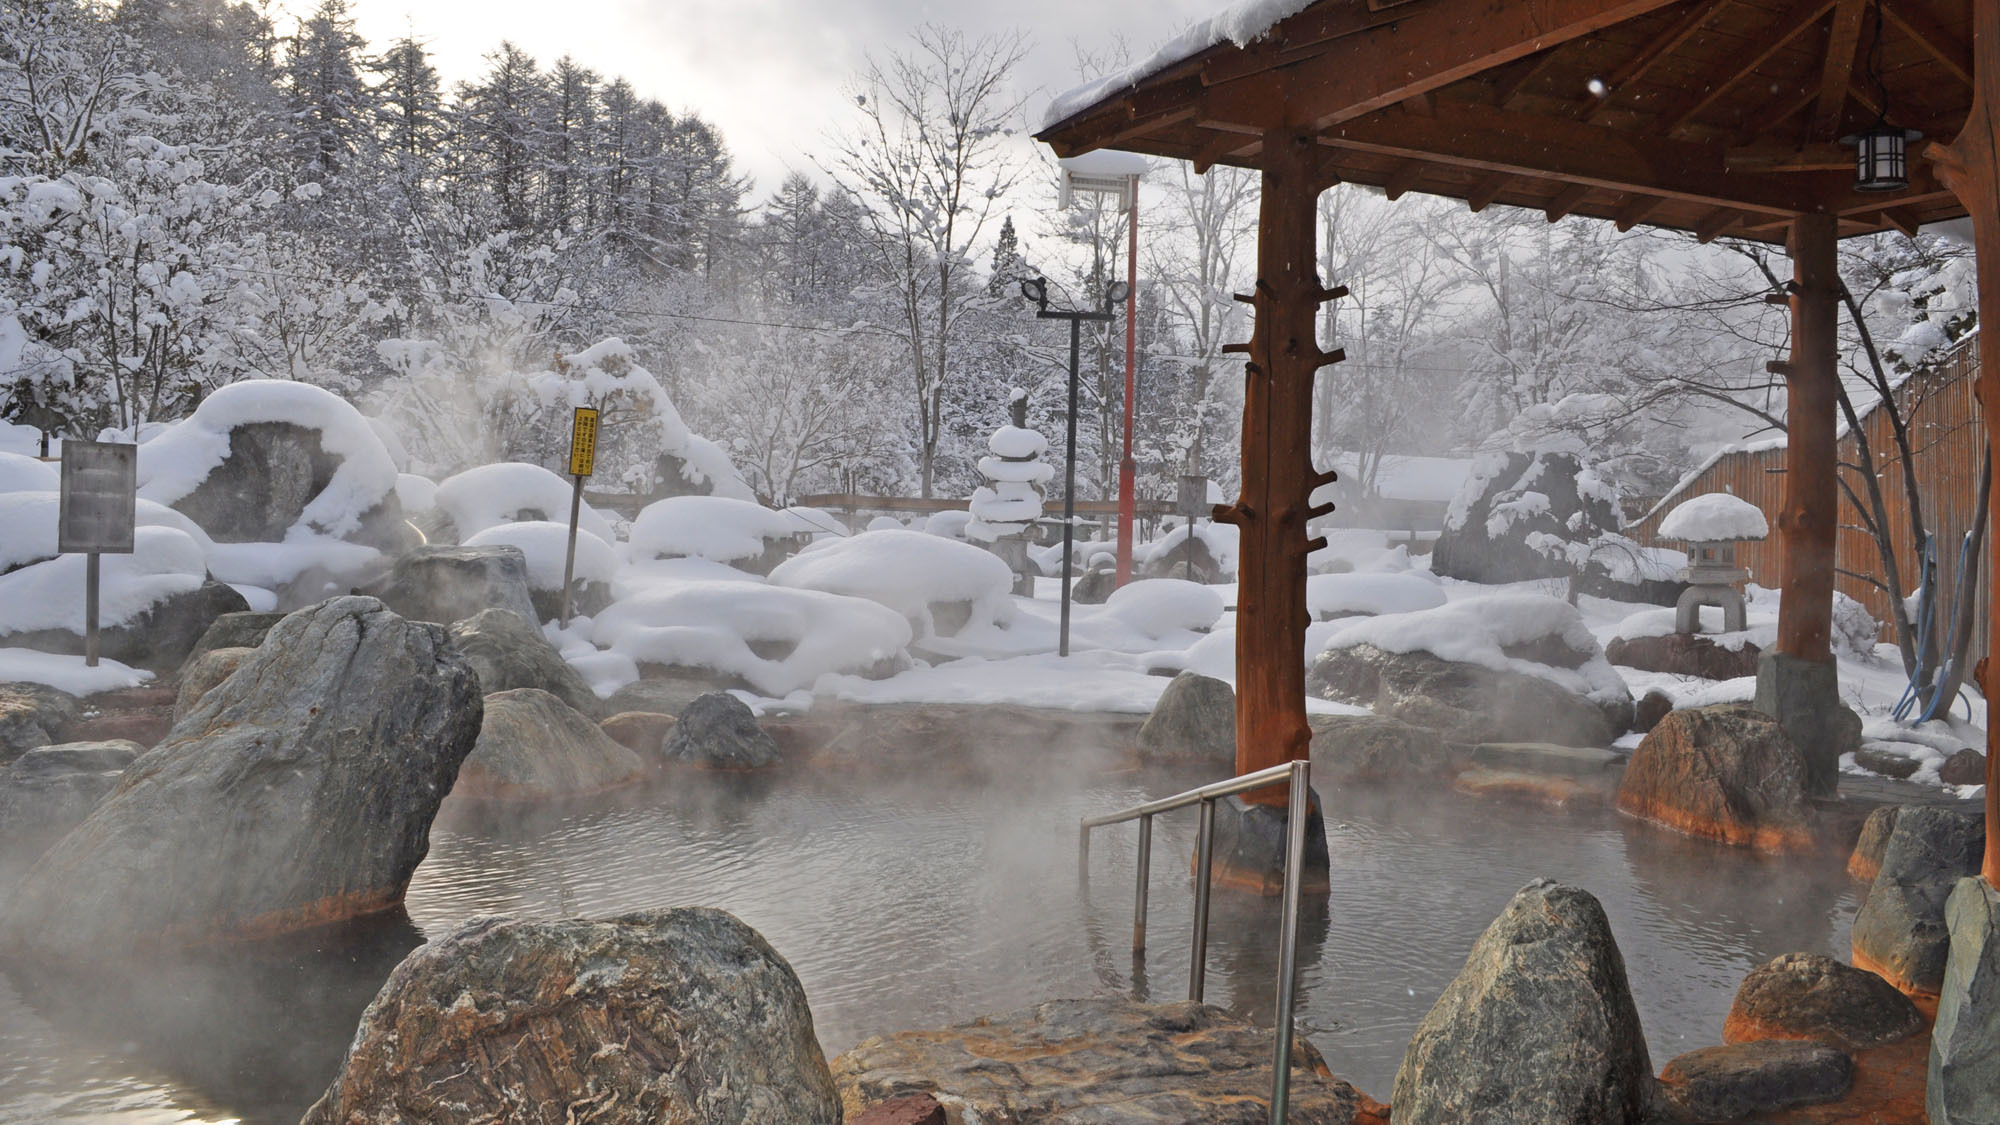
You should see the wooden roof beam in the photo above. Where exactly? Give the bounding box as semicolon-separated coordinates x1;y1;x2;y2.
1874;206;1923;237
1201;0;1684;131
1192;130;1256;174
1489;47;1568;109
1383;159;1425;200
1467;171;1514;212
1810;0;1871;140
1614;193;1668;230
1695;207;1747;241
1582;0;1736;122
1659;0;1838;136
1881;0;1975;86
1545;182;1594;221
1323;101;1822;215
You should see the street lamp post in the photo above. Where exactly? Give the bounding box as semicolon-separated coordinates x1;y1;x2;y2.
1058;155;1144;588
1021;275;1129;657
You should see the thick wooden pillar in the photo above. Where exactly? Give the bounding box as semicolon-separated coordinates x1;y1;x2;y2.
1774;213;1842;664
1220;127;1328;806
1928;0;2000;887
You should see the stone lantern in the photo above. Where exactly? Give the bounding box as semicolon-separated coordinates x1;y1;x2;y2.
1657;493;1769;635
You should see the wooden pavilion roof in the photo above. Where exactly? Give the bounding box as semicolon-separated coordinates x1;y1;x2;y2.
1036;0;1975;243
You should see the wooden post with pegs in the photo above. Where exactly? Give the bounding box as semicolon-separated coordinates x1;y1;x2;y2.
1218;127;1345;808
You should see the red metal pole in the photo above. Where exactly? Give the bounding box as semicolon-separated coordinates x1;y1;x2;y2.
1115;176;1139;586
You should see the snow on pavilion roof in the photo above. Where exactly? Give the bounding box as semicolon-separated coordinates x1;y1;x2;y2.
1036;0;1976;244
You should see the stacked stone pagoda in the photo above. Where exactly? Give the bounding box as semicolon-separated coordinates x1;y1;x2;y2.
967;389;1051;595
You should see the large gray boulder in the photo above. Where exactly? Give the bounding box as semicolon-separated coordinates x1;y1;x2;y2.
1851;806;1986;995
447;608;600;719
831;997;1363;1124
0;682;80;763
0;739;140;848
1929;876;2000;1125
1136;671;1234;765
1309;714;1458;783
1392;879;1652;1125
1656;1040;1852;1122
1614;704;1818;853
0;596;480;961
662;692;781;769
1314;643;1630;748
455;688;645;800
303;908;840;1125
375;545;539;627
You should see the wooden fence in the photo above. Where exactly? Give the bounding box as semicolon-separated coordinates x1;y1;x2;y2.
1629;334;1987;663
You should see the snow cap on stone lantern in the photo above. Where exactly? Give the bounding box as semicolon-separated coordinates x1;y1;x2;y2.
1659;492;1768;635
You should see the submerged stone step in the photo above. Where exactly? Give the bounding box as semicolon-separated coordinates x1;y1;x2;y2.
1471;741;1624;777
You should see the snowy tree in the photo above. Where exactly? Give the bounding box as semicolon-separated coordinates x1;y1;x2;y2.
829;24;1030;497
282;0;370;183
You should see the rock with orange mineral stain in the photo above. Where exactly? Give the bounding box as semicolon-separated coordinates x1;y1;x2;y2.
1850;805;1985;996
1723;952;1923;1051
1614;703;1818;853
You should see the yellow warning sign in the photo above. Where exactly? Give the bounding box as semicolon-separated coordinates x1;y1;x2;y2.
568;407;599;477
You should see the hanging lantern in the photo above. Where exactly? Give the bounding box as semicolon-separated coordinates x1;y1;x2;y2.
1843;124;1922;192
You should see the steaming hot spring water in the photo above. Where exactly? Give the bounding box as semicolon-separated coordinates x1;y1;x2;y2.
0;729;1863;1125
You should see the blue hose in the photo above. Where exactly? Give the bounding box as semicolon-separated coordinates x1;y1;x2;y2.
1917;530;1976;724
1892;536;1937;722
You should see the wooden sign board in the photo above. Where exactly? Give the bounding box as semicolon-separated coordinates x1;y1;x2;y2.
59;440;138;554
568;407;599;478
1177;474;1208;518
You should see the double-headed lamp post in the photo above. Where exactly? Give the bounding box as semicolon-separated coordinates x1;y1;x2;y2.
1058;154;1145;588
1022;275;1130;657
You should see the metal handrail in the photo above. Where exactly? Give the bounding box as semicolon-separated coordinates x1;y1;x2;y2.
1078;758;1312;1124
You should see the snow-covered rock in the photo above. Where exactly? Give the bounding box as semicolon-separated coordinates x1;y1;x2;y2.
628;495;801;573
768;529;1015;639
1095;579;1225;641
1306;572;1448;620
136;380;402;544
590;581;912;697
465;520;621;618
1659;493;1770;542
0;492;214;575
0;451;58;494
433;462;617;544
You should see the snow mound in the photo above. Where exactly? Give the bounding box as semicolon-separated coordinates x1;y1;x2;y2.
989;425;1049;459
924;510;974;540
465;520;621;589
434;462;617;543
0;525;206;634
0;452;58;494
1307;529;1420;575
0;492;214;573
628;495;799;565
591;581;911;696
1613;607;1774;652
866;515;906;532
613;557;767;600
1307;572;1448;619
768;529;1015;637
0;421;55;458
202;538;383;591
1142;521;1240;576
0;648;151;695
1096;579;1225;640
395;472;438;512
1324;593;1628;705
136;380;398;539
1659;492;1769;542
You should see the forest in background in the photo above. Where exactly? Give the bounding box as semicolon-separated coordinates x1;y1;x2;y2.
0;0;1979;508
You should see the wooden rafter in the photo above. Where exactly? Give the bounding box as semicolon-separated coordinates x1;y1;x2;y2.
1695;206;1746;240
1193;130;1255;173
1489;48;1567;108
1614;194;1668;229
1583;0;1736;122
1544;181;1594;220
1658;0;1839;136
1882;0;1976;85
1383;159;1425;199
1466;171;1514;211
1811;0;1872;140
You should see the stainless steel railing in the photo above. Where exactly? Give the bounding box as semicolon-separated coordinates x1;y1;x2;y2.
1078;758;1313;1124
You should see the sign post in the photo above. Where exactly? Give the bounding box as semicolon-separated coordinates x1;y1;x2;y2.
59;441;139;666
561;407;599;628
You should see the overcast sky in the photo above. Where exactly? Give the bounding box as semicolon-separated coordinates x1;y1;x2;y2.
342;0;1221;200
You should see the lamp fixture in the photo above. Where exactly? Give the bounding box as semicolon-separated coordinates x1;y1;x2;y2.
1840;4;1921;193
